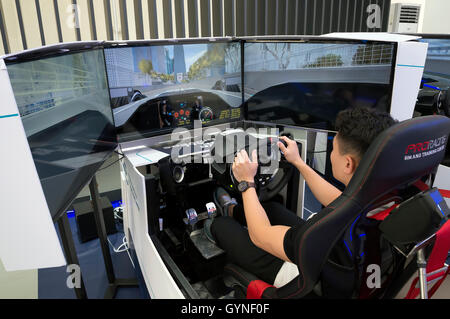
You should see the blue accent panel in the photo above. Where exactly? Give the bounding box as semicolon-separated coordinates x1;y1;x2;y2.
111;200;123;208
349;214;362;242
423;84;441;91
0;113;19;119
136;152;154;163
397;64;425;68
429;190;447;217
430;189;444;205
437;204;446;218
66;210;75;219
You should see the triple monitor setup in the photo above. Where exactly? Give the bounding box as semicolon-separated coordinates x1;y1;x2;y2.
2;34;449;299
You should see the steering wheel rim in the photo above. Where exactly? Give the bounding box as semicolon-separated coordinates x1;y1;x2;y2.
258;161;294;201
229;147;295;201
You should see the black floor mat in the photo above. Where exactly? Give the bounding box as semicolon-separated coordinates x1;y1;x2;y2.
203;276;234;298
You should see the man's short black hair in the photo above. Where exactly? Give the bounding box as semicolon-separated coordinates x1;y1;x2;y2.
335;107;397;160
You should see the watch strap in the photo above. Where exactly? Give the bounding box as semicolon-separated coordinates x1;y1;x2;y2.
239;181;256;192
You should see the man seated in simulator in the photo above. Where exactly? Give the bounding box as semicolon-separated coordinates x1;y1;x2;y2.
208;107;397;289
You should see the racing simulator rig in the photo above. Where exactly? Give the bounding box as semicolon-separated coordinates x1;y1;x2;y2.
1;33;449;300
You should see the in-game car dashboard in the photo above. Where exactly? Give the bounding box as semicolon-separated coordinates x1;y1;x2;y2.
116;90;242;139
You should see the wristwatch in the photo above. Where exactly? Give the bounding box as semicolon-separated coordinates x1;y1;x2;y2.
237;181;256;193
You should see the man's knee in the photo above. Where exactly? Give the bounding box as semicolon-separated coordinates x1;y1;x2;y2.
210;216;233;241
261;201;285;212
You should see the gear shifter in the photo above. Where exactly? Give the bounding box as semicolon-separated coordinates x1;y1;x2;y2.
279;138;288;153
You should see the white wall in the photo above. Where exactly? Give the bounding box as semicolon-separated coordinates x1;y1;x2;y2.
422;0;450;34
0;259;38;299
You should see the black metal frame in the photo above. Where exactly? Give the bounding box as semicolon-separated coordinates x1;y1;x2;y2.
56;213;88;299
55;175;139;299
89;175;139;299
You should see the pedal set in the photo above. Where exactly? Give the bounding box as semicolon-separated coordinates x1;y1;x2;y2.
184;203;224;260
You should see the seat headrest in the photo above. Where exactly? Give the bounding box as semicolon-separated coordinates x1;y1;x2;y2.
346;115;450;206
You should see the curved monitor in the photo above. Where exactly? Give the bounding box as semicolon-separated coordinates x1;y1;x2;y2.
420;36;450;89
5;45;117;220
104;40;243;143
416;35;450;166
244;40;396;130
417;36;450;111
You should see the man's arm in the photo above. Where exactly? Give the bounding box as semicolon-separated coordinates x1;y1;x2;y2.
232;150;292;263
279;136;341;207
294;160;342;207
241;187;292;263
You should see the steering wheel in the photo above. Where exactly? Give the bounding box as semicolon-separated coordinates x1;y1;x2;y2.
434;88;450;117
130;90;145;102
229;138;295;202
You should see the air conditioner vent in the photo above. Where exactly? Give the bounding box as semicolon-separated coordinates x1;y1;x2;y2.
389;3;421;33
399;6;420;23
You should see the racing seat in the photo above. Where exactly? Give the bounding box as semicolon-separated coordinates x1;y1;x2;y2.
224;115;450;299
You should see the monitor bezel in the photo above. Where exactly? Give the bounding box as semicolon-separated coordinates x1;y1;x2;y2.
2;41;105;65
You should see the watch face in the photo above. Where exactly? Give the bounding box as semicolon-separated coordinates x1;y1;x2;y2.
238;181;248;192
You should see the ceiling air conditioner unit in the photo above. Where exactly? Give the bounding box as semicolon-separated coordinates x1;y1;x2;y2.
389;3;421;33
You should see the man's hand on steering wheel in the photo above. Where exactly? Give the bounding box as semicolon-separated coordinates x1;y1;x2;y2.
278;136;304;167
232;149;258;183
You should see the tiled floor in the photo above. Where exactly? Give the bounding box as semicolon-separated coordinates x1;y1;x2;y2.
432;276;450;299
395;269;450;299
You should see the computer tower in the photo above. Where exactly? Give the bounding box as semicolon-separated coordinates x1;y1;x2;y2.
74;197;117;243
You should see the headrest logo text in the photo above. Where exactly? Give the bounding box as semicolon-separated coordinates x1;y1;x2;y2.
404;136;447;161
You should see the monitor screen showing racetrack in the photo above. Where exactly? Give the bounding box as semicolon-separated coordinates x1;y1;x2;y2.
418;38;450;98
6;48;117;220
105;42;242;142
417;37;450;166
244;41;396;130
